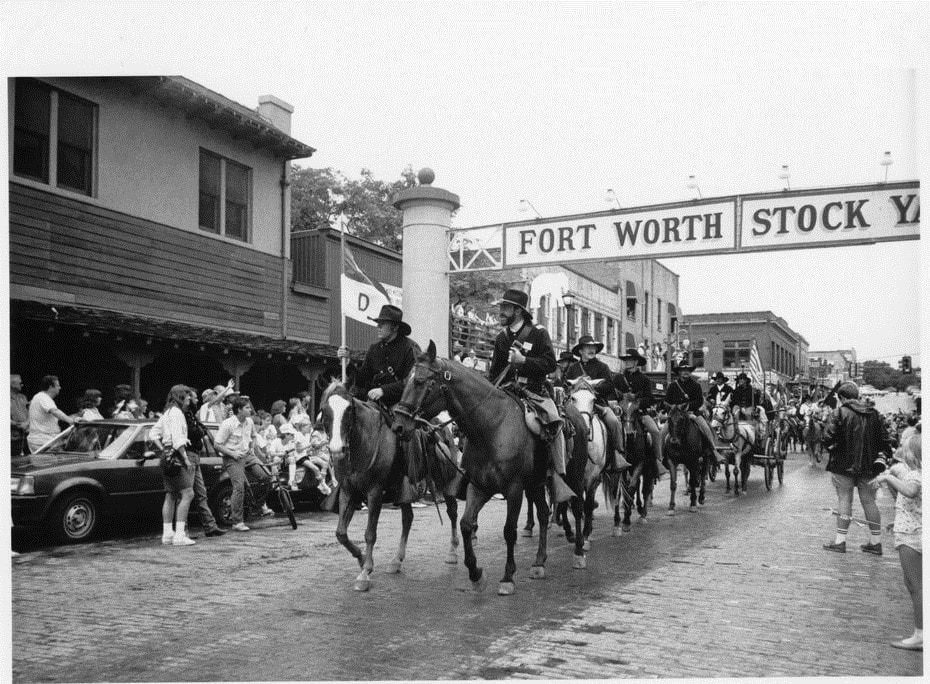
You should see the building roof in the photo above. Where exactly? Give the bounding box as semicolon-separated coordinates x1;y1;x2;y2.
113;76;316;160
680;310;809;346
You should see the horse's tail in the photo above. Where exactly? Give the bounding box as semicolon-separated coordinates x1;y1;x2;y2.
602;468;622;509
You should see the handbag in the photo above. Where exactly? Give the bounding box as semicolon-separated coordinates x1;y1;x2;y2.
160;447;186;476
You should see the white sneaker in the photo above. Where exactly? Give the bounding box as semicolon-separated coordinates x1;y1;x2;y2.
161;533;174;545
231;522;250;531
171;535;196;546
261;505;274;517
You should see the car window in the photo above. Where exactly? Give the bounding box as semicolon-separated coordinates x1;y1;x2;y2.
98;425;138;460
119;427;153;461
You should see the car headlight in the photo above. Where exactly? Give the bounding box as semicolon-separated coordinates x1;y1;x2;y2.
11;476;34;496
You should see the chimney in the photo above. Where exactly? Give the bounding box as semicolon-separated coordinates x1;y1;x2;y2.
257;95;294;135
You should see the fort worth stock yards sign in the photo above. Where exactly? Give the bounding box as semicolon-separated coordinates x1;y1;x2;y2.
447;181;920;272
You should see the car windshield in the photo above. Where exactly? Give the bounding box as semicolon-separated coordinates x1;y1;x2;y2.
37;424;138;460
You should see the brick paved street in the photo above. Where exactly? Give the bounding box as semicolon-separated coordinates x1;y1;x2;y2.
11;453;923;681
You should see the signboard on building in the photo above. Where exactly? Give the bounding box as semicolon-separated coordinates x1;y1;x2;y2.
449;181;919;271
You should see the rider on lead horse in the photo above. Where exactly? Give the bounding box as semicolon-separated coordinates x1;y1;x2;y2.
612;348;665;475
662;362;726;464
488;288;573;503
706;371;734;407
562;335;628;472
337;304;421;503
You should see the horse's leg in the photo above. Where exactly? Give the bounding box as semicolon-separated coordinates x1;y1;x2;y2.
529;477;549;579
622;472;632;530
667;460;677;515
354;490;383;591
522;489;534;536
569;493;586;568
724;458;732;492
461;482;491;588
732;444;741;496
581;482;596;551
698;458;707;505
335;487;364;569
386;502;414;574
560;500;575;543
688;461;698;510
444;497;459;564
498;487;524;595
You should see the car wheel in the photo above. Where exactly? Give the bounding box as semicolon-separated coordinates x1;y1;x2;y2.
51;490;101;544
210;483;233;527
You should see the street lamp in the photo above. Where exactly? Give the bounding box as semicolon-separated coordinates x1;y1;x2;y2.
880;150;893;183
779;164;791;191
604;189;621;209
519;199;542;219
561;290;576;347
687;174;702;199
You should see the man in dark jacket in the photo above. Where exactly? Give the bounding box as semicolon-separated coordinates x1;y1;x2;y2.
662;362;724;463
822;382;892;555
706;371;734;407
488;288;570;502
613;348;663;473
338;304;421;503
731;372;768;453
563;336;626;470
183;390;225;536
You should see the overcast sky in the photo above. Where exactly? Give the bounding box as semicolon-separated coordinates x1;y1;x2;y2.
2;1;928;365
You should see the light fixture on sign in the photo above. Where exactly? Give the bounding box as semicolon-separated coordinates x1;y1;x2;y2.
604;189;621;209
686;175;702;199
779;165;791;191
880;151;893;183
561;290;576;308
519;199;542;219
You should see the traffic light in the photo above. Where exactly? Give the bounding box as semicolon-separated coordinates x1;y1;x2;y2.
902;355;912;375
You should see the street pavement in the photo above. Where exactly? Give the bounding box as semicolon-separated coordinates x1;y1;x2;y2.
11;452;923;681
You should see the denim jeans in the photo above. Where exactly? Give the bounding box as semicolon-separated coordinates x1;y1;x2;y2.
224;457;246;524
189;451;219;531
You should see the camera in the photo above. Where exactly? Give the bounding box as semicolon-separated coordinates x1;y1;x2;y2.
872;455;890;476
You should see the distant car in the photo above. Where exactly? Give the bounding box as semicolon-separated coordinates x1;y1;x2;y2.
10;419;250;543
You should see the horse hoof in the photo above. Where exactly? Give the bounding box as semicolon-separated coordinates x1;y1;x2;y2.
497;581;515;596
666;509;675;517
582;540;591;552
386;560;402;574
638;515;648;523
530;565;546;579
353;578;371;592
613;526;623;537
689;506;697;513
472;576;486;592
572;554;587;570
520;528;533;538
445;552;458;565
622;524;632;533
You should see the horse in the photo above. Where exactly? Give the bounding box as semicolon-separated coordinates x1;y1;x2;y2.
663;402;710;513
551;377;607;566
803;414;823;466
710;402;754;495
320;380;460;592
393;341;576;595
606;391;656;535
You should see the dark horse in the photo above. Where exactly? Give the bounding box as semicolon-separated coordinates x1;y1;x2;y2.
663;402;710;513
320;380;460;592
605;392;656;535
393;341;570;595
803;414;824;466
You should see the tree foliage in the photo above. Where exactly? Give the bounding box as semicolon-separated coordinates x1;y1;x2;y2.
449;271;513;313
290;165;417;251
862;360;921;392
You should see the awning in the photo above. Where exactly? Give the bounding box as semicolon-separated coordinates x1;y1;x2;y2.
625;281;637;298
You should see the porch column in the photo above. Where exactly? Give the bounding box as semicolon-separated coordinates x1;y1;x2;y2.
392;168;460;357
115;350;157;397
220;358;255;389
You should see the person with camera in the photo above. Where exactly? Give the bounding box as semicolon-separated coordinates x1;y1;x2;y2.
822;381;892;554
149;384;196;546
182;389;224;537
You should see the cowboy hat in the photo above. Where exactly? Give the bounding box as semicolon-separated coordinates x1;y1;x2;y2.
558;351;576;364
493;289;532;317
620;347;648;367
735;372;750;383
712;371;728;382
674;361;695;373
367;304;411;337
571;335;604;357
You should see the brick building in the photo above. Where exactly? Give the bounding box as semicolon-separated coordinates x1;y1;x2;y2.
807;349;858;386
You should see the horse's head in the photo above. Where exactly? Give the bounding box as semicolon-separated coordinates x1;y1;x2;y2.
617;391;640;433
320;379;355;457
392;340;450;438
665;402;690;445
567;376;602;415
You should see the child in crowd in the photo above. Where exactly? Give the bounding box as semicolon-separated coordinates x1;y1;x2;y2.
307;422;337;490
872;429;922;650
293;418;331;495
267;422;298;486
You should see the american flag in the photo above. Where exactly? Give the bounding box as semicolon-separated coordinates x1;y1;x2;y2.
748;340;765;388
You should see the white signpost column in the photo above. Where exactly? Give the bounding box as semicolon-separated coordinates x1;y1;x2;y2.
393;168;460;356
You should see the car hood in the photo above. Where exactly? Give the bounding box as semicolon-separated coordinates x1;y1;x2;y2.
12;452;99;473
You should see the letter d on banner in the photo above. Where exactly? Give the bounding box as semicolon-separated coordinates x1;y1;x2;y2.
358;293;370;312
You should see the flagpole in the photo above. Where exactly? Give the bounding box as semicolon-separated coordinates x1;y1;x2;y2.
339;216;348;384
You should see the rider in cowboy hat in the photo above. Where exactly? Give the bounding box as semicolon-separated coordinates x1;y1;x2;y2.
662;360;726;464
613;348;664;474
563;336;629;471
706;371;734;408
732;372;768;452
337;304;421;503
488;288;572;503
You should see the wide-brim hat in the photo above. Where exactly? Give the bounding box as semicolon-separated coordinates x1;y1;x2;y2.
558;351;576;364
493;289;532;317
674;361;695;373
620;347;648;367
571;335;604;357
712;371;728;382
735;372;750;383
368;304;411;337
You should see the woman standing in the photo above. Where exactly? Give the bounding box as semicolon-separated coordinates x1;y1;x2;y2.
150;384;196;546
77;389;105;421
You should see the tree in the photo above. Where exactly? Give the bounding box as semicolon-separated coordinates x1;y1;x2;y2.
290;164;417;251
862;360;921;392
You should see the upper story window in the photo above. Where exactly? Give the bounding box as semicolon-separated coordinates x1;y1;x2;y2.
199;149;252;242
644;291;651;328
13;78;96;196
656;297;663;331
723;339;752;368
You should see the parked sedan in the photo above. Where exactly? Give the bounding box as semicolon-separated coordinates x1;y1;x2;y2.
11;419;237;543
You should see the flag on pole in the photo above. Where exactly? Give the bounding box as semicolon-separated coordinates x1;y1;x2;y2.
341;244;390;326
748;340;764;388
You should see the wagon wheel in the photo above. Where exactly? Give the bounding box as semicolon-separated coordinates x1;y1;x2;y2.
763;436;776;491
778;427;790;458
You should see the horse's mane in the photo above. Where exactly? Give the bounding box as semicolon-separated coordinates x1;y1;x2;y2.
321;379;352;407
